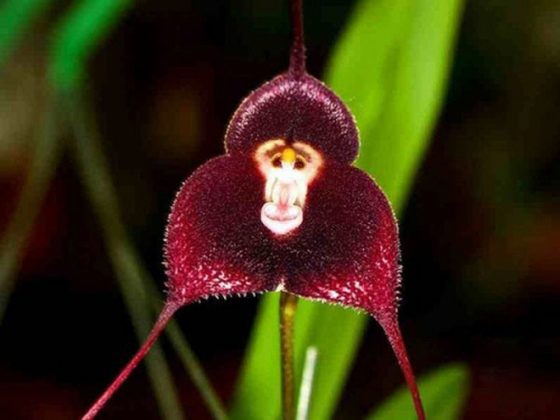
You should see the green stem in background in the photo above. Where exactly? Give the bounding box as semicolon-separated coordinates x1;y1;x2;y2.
48;1;227;416
48;1;185;417
49;0;132;91
0;97;62;323
166;320;229;420
66;90;184;420
0;0;54;66
280;292;299;420
67;89;228;420
147;289;229;420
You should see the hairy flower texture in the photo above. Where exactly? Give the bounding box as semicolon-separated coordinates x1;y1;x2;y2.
165;75;424;419
82;2;425;419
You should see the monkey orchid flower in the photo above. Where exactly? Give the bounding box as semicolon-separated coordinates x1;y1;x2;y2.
83;1;425;419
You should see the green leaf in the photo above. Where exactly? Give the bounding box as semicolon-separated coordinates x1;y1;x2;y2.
367;363;470;420
49;0;132;91
349;0;466;205
233;0;464;419
0;0;54;66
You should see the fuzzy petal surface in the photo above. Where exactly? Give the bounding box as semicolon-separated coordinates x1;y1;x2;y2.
225;74;359;164
283;163;401;319
165;156;400;318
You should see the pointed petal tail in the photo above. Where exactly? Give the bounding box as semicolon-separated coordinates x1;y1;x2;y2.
378;314;426;420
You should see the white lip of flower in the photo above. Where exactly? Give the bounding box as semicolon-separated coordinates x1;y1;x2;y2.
254;140;323;236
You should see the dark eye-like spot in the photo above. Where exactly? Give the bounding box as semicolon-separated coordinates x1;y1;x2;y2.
272;155;283;167
295;157;306;170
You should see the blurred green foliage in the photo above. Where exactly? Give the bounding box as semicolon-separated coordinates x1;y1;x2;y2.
0;0;53;66
1;1;187;419
53;2;229;419
49;0;131;90
0;0;60;327
0;104;61;323
67;92;185;419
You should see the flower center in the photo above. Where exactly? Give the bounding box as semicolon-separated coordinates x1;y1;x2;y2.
254;140;323;236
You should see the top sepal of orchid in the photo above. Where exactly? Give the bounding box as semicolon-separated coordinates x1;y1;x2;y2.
225;73;360;164
164;71;401;321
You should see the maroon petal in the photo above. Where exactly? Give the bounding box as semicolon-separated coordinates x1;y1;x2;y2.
283;164;425;420
283;164;400;319
225;73;359;164
90;157;423;419
166;157;424;420
166;158;400;315
164;155;280;303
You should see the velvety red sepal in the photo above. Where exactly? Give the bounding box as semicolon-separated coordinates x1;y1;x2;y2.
164;155;277;303
165;156;400;321
225;73;359;164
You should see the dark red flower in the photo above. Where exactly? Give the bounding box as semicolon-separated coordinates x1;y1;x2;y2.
83;2;425;419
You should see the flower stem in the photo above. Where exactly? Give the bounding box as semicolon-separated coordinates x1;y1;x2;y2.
280;292;299;420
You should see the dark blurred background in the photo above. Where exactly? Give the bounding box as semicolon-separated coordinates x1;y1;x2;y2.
0;0;559;418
